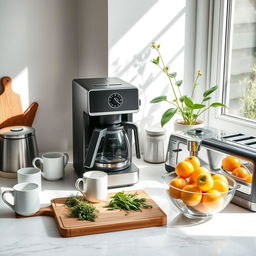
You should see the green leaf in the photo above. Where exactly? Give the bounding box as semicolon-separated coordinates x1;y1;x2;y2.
150;96;167;103
192;104;205;109
202;96;211;102
210;102;226;108
175;80;183;87
203;85;218;97
193;114;199;119
168;72;177;78
161;108;178;126
180;96;185;102
163;66;169;73
183;96;194;108
151;56;160;65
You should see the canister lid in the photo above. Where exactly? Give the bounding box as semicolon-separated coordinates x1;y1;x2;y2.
0;126;35;139
145;127;166;136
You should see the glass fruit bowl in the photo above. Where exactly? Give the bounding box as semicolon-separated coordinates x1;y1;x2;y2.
163;171;239;219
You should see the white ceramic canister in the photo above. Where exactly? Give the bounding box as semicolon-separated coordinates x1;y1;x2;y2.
144;127;166;163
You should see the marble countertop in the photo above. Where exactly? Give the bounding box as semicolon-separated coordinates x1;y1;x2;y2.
1;159;256;256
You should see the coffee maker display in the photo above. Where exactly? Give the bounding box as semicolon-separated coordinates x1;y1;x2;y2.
72;77;141;188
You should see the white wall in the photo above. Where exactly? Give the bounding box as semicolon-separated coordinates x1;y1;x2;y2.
0;0;78;153
0;0;196;153
108;0;196;148
78;0;108;77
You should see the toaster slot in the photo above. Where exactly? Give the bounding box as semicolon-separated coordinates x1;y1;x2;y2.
222;133;244;139
232;136;254;142
239;139;256;145
248;143;256;148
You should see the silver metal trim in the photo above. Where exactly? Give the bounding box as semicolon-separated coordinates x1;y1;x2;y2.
108;171;139;188
95;160;129;169
232;195;256;212
89;110;139;116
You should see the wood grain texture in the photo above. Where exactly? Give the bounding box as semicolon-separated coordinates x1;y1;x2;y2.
16;190;167;237
0;171;17;179
16;206;54;218
0;76;38;128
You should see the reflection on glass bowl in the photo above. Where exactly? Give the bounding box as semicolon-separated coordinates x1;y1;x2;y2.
163;171;239;219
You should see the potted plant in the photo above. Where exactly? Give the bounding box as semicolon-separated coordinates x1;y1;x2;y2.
150;43;226;131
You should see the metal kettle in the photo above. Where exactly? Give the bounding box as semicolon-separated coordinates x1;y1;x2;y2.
0;126;38;175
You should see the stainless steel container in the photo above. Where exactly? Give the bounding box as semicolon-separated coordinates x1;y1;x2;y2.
144;127;166;163
0;126;38;174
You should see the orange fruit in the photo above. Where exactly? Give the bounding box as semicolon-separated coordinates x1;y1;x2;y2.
175;161;194;178
232;167;249;179
202;190;223;212
245;175;252;184
212;174;228;184
185;156;200;170
193;202;206;213
190;167;210;183
196;173;214;192
187;177;195;184
168;178;188;199
212;180;229;196
181;184;202;207
222;156;240;172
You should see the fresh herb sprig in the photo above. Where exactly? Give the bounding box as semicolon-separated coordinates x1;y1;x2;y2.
65;195;98;221
70;201;98;221
65;195;85;207
106;191;153;212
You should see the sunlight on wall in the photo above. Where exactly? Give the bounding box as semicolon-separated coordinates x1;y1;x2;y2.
12;67;29;111
108;0;189;150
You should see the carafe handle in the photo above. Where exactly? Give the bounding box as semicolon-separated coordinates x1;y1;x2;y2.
84;128;107;168
122;122;141;159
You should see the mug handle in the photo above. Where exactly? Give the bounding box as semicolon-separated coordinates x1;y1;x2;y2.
32;157;44;177
75;178;87;195
2;190;15;211
63;153;69;167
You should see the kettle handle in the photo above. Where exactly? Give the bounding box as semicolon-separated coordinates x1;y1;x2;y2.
84;128;107;168
122;122;141;159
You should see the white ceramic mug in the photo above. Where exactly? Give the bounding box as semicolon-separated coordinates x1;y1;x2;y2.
2;182;40;216
32;152;69;180
75;171;108;202
17;167;42;191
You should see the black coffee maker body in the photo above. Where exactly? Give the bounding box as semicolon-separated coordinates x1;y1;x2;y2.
72;77;140;188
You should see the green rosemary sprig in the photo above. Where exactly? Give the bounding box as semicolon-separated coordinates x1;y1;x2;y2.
65;195;98;221
65;194;86;208
70;201;98;221
106;191;153;212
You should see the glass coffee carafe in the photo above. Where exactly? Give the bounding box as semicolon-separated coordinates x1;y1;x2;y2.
84;115;140;172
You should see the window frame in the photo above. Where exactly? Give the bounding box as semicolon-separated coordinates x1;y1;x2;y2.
206;0;256;133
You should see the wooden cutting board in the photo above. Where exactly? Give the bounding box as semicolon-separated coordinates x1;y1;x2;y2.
17;190;167;237
0;76;38;129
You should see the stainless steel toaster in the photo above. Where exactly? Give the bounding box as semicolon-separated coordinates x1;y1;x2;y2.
165;127;256;211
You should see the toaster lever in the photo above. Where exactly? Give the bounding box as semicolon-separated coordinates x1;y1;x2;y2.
187;140;201;156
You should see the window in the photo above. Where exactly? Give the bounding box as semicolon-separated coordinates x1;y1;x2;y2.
206;0;256;133
223;0;256;122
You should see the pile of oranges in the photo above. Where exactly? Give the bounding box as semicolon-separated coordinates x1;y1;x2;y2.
168;156;230;213
222;156;252;183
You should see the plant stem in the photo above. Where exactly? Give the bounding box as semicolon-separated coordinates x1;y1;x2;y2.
191;74;200;99
155;49;186;120
197;105;211;117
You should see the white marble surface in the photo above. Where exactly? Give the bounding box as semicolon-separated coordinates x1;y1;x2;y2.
1;159;256;256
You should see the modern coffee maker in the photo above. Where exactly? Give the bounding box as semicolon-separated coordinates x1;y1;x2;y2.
72;77;141;188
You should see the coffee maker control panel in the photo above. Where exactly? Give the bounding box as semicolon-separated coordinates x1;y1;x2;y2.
89;88;139;115
73;77;139;116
